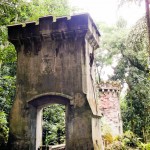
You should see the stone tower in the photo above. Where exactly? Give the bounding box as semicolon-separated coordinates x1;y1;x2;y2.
98;81;123;136
7;14;104;150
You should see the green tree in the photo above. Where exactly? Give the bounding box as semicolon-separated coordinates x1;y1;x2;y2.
95;18;128;80
111;16;150;142
0;111;9;149
43;104;65;145
28;0;71;21
96;13;150;142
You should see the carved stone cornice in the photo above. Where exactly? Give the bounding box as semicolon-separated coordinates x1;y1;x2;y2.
8;13;100;54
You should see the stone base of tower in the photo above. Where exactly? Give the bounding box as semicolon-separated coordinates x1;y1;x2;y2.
8;94;103;150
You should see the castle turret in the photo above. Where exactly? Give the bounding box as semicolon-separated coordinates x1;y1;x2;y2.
98;81;123;136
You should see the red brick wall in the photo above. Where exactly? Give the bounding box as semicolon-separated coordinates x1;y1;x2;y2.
98;81;123;136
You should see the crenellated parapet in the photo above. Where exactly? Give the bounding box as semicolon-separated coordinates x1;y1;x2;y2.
8;13;100;54
98;81;121;93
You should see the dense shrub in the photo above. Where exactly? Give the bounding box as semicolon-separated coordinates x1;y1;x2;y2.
0;111;9;149
105;131;150;150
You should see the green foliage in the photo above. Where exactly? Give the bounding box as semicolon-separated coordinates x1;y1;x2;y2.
106;141;125;150
116;17;127;29
27;0;71;21
97;9;150;143
0;0;33;25
0;111;9;148
95;19;128;79
0;27;16;113
122;76;150;141
105;131;143;150
117;16;150;142
140;142;150;150
0;74;16;113
95;4;150;142
43;104;65;145
122;131;141;147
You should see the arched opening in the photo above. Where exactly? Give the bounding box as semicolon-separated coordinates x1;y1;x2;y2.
28;93;71;150
42;104;65;146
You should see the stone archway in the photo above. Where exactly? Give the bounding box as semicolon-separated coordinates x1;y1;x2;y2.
28;93;71;150
8;13;104;150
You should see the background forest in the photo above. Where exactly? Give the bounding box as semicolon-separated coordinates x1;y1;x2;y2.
0;0;150;149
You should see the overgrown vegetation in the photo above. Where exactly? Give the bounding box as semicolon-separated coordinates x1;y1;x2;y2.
43;104;65;145
96;1;150;146
104;131;150;150
0;111;9;148
114;18;150;142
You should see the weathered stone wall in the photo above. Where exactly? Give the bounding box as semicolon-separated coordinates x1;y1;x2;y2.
8;14;104;150
98;81;123;136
